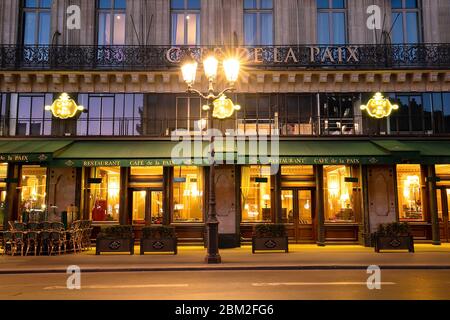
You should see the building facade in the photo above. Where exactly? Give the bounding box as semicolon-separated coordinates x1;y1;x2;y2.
0;0;450;247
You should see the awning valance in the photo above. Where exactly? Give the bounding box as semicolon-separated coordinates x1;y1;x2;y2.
0;140;73;162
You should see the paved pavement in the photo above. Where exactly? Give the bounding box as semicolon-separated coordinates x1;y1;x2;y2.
1;269;450;300
0;244;450;274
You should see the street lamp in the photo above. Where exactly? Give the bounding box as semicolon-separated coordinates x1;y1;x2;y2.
181;55;241;264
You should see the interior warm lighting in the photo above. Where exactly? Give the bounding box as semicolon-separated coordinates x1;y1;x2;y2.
212;95;240;119
329;181;339;197
223;58;240;84
304;200;310;210
360;92;399;119
108;177;119;199
203;56;219;80
45;93;84;119
181;61;198;85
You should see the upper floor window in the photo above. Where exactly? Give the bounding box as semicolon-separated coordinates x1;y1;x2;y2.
316;0;347;45
97;0;126;45
391;0;422;44
244;0;273;46
22;0;52;45
171;0;200;45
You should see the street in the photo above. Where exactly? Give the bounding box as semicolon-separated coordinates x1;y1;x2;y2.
0;269;449;300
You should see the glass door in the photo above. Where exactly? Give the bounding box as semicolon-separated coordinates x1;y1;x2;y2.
437;188;450;242
281;188;315;242
131;189;163;225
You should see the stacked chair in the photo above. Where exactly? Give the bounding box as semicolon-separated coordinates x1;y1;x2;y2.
1;220;93;256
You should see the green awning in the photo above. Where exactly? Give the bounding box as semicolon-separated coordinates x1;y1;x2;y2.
0;140;73;162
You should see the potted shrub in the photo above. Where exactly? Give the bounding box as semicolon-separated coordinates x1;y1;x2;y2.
373;222;414;253
140;226;177;255
95;225;134;255
252;224;288;253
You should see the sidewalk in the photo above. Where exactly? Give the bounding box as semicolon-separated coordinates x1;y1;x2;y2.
1;244;450;274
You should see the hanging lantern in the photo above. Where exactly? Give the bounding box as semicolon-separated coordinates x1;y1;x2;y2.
45;93;84;119
360;92;399;119
211;95;241;120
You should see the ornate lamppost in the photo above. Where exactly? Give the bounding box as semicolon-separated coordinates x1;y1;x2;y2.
181;55;240;263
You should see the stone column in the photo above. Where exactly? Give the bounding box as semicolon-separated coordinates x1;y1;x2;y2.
4;164;20;227
315;165;325;246
119;167;129;225
360;165;371;246
427;165;441;245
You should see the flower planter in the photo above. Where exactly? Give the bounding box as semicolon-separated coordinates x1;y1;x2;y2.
140;238;177;255
95;238;135;255
95;225;134;255
374;235;414;253
252;236;289;253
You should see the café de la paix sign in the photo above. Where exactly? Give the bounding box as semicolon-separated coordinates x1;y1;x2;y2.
165;46;360;66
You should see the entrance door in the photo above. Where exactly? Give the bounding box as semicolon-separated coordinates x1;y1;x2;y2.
437;188;450;242
281;189;315;242
131;189;163;225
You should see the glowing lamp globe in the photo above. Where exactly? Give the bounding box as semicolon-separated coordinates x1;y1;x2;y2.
212;95;240;119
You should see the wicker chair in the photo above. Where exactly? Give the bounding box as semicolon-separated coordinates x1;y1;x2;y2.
27;222;40;231
25;231;39;256
12;222;26;231
39;231;51;255
39;221;52;231
2;231;14;255
49;231;64;255
12;231;25;256
51;222;65;231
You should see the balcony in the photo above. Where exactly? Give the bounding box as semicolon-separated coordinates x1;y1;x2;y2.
1;115;448;138
1;44;450;71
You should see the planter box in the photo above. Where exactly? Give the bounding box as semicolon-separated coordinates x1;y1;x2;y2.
96;238;135;255
252;236;289;253
374;235;414;253
140;238;177;255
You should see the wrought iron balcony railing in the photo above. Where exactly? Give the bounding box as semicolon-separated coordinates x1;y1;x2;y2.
0;44;450;71
1;116;448;137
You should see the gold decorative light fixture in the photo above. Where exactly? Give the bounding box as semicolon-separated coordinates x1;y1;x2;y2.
360;92;399;119
45;93;84;119
207;95;241;120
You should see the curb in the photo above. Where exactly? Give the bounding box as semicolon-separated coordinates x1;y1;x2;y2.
2;265;450;274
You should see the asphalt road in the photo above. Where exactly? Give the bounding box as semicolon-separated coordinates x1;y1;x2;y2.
0;269;449;300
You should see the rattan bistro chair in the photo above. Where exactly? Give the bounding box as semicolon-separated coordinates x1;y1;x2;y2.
2;231;14;255
39;221;52;230
12;231;25;256
27;222;40;231
51;222;65;231
25;231;39;256
49;231;65;255
39;231;51;255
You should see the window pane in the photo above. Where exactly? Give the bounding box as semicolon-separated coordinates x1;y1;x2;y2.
410;96;423;132
332;0;345;8
187;0;201;9
391;0;402;9
261;0;273;9
90;167;120;222
113;13;126;44
443;93;450;133
391;13;404;44
281;190;294;223
98;13;111;45
173;166;204;223
114;0;126;9
323;165;357;223
244;13;257;45
244;0;257;9
38;12;51;45
317;0;329;9
20;166;47;217
25;0;37;8
405;0;418;8
171;0;184;9
99;0;111;9
186;13;199;45
171;13;185;45
317;12;330;44
24;12;36;45
397;164;424;221
241;166;272;223
41;0;52;8
406;12;419;43
132;190;146;224
260;13;273;45
298;190;313;224
332;12;346;44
